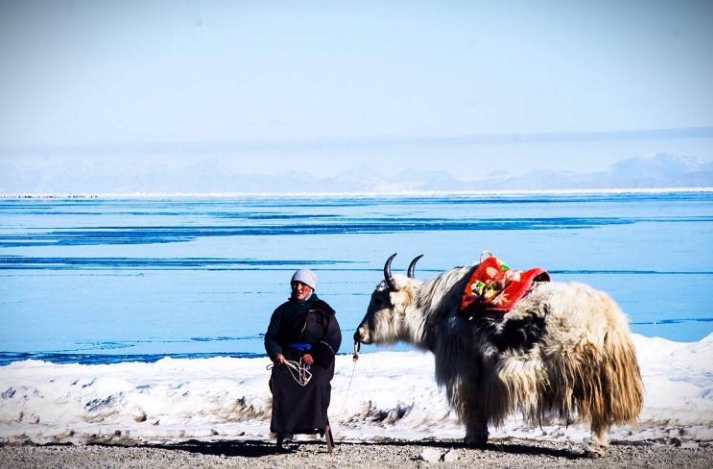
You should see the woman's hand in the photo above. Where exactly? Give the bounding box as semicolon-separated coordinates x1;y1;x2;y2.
275;353;286;365
301;353;314;365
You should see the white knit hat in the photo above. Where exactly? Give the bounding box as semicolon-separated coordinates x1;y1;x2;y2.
291;269;317;290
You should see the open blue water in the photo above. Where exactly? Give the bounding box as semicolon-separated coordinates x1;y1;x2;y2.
1;191;712;365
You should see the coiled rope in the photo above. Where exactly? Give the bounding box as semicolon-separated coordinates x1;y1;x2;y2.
267;359;313;386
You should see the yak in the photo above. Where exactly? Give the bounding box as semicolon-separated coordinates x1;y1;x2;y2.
354;253;644;456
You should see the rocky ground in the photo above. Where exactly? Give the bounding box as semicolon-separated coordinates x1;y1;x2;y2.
1;438;712;469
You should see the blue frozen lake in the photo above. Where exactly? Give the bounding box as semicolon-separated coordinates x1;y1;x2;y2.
1;190;712;364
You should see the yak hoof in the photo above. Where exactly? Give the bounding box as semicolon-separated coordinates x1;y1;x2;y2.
583;444;607;458
464;433;488;448
464;438;487;448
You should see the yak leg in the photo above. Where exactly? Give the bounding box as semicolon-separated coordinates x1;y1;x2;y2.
464;413;489;447
584;422;610;458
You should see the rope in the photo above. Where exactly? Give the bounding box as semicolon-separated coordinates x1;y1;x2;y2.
267;341;360;413
335;341;361;415
267;359;313;386
336;356;359;416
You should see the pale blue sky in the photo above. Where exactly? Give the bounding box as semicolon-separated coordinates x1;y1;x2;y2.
1;0;712;181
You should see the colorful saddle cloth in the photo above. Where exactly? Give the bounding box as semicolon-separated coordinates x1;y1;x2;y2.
459;255;550;320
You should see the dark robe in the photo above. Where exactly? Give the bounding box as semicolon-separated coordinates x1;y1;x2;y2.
264;293;342;434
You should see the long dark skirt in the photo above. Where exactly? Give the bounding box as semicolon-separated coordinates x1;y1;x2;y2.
269;362;333;434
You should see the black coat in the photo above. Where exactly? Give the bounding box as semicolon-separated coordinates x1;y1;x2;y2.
264;293;342;434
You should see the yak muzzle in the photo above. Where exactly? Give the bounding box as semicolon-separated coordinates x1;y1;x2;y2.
353;328;371;345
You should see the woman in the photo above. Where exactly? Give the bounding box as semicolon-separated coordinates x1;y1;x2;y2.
264;269;342;448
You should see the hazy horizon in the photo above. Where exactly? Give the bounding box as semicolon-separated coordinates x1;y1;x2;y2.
2;0;712;189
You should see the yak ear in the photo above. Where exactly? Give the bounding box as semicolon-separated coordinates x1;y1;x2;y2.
396;283;416;319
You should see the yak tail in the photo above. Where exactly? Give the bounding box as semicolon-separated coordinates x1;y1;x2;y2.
587;327;644;429
574;296;644;437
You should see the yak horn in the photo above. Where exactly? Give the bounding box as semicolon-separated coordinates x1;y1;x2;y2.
407;254;424;278
383;253;399;292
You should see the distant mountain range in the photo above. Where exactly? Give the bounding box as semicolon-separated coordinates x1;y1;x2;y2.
1;152;712;194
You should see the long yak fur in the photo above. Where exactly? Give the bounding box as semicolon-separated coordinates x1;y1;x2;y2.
354;257;644;455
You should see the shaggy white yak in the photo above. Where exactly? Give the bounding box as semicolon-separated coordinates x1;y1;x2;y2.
354;254;644;456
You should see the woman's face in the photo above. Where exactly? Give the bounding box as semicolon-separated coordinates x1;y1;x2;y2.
290;281;313;301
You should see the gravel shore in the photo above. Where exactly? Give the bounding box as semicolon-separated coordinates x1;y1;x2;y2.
2;438;712;469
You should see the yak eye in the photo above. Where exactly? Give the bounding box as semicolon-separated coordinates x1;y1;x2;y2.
373;297;384;307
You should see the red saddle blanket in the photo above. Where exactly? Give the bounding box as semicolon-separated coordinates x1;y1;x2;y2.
459;255;550;320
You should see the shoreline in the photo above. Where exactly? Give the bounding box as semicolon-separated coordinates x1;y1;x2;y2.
1;325;711;366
